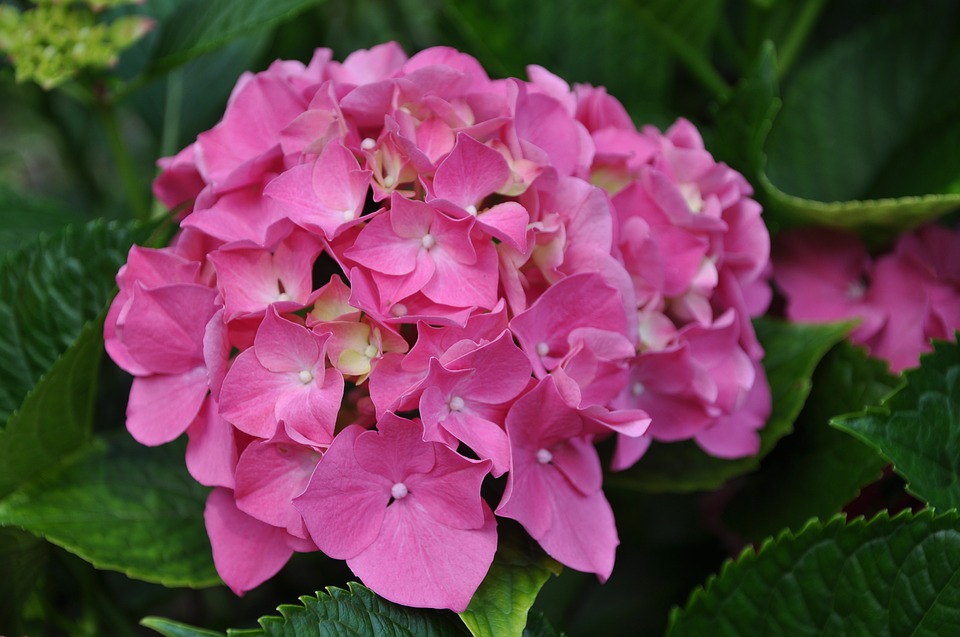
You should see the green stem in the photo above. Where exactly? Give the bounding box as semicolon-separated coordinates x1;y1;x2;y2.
777;0;827;77
97;101;149;222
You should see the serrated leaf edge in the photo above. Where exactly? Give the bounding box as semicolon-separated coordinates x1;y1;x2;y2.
670;507;959;629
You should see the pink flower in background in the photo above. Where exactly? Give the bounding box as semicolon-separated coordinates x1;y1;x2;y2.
105;41;775;610
774;225;960;372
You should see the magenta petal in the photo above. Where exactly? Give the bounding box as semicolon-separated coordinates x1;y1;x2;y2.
218;349;292;438
294;426;391;559
535;467;617;580
185;396;238;488
254;308;324;373
346;500;497;612
123;284;218;374
404;446;491;529
235;430;321;537
354;413;436;480
127;368;208;445
433;133;510;208
204;488;294;596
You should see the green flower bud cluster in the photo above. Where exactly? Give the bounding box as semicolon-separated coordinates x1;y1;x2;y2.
0;1;153;90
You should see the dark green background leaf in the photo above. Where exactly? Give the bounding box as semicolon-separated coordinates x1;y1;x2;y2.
0;184;80;256
609;319;850;492
0;434;219;587
0;320;103;500
723;342;898;540
833;337;960;510
149;0;328;74
0;526;48;635
0;220;142;424
142;616;226;637
668;510;960;637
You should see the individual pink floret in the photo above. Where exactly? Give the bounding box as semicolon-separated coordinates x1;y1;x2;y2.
294;414;497;612
219;308;344;445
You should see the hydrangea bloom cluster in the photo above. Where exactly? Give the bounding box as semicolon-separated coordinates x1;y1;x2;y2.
774;224;960;372
105;42;771;611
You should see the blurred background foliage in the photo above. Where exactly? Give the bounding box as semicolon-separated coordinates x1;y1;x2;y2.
0;0;957;635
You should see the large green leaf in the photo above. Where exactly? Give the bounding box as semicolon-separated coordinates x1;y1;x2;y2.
0;220;141;425
437;0;677;125
723;342;898;540
148;0;327;74
608;319;850;492
459;528;561;637
760;1;960;230
0;526;48;636
0;319;103;500
668;510;960;636
0;434;219;587
0;184;81;256
833;337;960;510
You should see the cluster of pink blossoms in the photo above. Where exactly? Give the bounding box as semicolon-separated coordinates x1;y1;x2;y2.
105;42;772;611
774;224;960;372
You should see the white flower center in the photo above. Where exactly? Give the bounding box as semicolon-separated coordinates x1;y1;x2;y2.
631;382;646;397
383;174;396;187
298;369;314;384
277;292;291;302
361;137;377;150
363;344;379;359
391;482;409;500
847;280;866;300
342;208;356;221
535;341;550;357
390;303;408;317
421;233;436;250
536;448;553;464
448;396;465;412
466;204;478;216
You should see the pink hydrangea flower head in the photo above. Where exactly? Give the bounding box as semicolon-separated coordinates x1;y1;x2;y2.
106;40;776;611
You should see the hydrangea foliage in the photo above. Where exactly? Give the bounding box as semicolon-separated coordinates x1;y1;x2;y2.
105;42;772;611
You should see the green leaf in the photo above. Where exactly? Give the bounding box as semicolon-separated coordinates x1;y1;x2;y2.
148;0;327;74
0;184;81;256
438;0;677;126
0;434;219;587
521;613;561;637
668;509;960;636
0;526;47;635
711;42;780;186
833;337;960;509
0;319;103;500
760;2;960;230
142;617;226;637
609;319;850;492
251;582;469;636
0;219;143;425
723;342;898;540
459;529;561;637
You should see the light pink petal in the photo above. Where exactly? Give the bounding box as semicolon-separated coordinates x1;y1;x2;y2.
294;425;391;559
254;308;325;373
347;499;497;612
432;134;510;208
204;487;294;596
127;368;208;445
353;413;436;481
185;396;238;488
404;447;491;530
122;284;218;374
218;349;294;438
235;429;321;537
533;467;617;580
